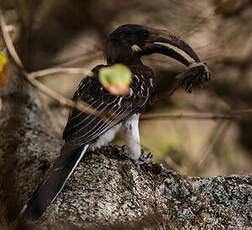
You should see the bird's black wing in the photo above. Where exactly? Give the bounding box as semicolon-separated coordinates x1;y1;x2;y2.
63;65;156;145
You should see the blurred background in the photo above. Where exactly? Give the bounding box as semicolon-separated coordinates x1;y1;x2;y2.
1;0;252;176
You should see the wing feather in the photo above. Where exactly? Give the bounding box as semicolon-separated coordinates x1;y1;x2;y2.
63;65;156;145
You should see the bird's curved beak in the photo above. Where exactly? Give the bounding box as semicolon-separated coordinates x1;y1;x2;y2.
141;29;201;67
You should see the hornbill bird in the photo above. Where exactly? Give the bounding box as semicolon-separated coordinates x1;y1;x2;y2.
22;24;211;221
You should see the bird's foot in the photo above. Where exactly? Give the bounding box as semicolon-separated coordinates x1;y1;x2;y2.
139;151;153;164
131;151;153;166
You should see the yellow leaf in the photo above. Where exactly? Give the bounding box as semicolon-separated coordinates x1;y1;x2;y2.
0;53;8;89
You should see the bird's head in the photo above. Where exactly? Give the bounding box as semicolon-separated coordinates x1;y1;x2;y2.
105;24;200;66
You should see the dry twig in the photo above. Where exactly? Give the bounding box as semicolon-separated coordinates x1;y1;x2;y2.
0;9;24;69
141;110;252;121
28;67;90;79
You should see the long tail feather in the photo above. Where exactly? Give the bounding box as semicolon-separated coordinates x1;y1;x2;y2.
22;144;88;221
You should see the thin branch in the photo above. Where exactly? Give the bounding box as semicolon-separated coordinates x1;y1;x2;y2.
231;109;252;115
141;110;252;121
60;51;103;67
26;74;103;118
0;9;24;69
28;67;91;79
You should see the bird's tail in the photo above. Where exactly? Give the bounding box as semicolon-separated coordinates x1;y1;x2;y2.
21;144;88;221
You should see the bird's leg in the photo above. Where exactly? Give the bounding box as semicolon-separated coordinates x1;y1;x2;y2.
121;114;142;161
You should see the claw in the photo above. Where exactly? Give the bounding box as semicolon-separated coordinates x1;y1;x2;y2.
139;151;153;165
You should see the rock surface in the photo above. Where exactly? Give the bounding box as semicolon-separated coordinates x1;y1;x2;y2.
39;146;252;229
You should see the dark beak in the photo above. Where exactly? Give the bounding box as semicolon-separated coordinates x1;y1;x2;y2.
141;29;201;67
